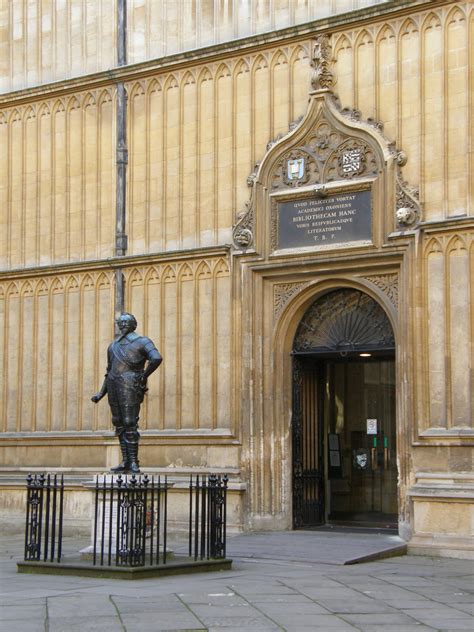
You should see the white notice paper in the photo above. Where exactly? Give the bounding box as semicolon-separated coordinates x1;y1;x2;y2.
367;419;377;435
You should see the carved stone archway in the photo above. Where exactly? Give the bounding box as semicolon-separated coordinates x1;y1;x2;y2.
293;288;395;355
233;34;414;533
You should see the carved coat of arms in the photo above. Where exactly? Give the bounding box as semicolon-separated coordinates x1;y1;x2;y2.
341;149;362;174
287;158;305;181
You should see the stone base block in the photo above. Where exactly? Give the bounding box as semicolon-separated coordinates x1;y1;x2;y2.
17;557;232;579
408;474;474;559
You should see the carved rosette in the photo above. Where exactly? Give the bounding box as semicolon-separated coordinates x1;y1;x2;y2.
364;274;399;309
274;282;309;320
308;121;342;161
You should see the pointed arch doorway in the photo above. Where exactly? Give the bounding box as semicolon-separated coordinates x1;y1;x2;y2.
292;288;397;529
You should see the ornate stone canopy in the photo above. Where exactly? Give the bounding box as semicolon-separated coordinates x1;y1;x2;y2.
232;34;420;253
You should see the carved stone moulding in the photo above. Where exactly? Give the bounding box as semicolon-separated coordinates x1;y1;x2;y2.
233;226;253;248
395;160;420;228
270;127;379;194
233;199;254;249
232;162;259;250
274;282;309;320
273;275;399;325
363;273;398;309
310;34;335;91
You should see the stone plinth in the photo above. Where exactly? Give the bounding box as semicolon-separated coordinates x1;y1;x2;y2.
80;474;174;562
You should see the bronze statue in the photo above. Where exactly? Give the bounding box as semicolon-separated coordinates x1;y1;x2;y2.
92;313;162;473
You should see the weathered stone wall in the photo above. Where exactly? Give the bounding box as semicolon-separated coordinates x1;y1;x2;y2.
0;0;472;553
0;45;311;267
0;254;232;436
332;5;470;220
1;4;471;269
0;0;389;93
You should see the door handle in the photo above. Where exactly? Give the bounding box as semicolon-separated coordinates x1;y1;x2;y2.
371;437;377;470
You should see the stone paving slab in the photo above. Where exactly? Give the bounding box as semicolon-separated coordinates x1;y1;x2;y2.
224;530;407;565
443;629;474;632
47;593;118;617
206;627;280;632
0;619;45;632
355;626;437;632
1;532;473;631
452;603;474;615
47;615;124;632
0;604;47;620
119;611;205;630
250;601;330;615
279;613;356;628
313;598;397;613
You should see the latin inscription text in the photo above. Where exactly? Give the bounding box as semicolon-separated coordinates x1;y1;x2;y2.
277;190;371;249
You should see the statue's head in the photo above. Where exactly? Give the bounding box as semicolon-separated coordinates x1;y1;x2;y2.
117;312;137;333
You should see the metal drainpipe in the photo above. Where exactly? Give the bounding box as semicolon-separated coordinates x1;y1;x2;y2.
115;0;128;320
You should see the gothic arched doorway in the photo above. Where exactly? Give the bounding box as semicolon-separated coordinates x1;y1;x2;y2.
292;288;397;529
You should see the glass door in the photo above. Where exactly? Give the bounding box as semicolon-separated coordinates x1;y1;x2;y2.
325;357;397;527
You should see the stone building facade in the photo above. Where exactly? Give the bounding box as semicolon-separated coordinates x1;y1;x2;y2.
0;0;472;558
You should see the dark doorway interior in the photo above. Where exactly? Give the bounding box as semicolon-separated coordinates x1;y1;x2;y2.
291;289;397;530
292;354;397;529
325;355;397;527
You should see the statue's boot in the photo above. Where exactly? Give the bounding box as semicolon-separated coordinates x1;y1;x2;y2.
126;440;140;474
129;461;140;474
110;433;130;473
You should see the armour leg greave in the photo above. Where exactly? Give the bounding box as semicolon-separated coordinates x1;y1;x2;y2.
124;427;140;474
110;431;130;473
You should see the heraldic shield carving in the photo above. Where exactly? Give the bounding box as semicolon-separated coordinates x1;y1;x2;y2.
232;34;420;254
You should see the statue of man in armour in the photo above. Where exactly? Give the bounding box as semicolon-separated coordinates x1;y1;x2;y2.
91;313;162;473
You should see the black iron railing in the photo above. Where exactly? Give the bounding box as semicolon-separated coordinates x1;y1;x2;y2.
23;472;228;568
189;474;228;560
92;474;168;567
24;473;64;562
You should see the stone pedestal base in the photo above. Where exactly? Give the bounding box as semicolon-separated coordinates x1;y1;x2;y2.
80;475;174;563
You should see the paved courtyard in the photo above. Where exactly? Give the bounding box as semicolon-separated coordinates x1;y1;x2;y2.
1;532;473;631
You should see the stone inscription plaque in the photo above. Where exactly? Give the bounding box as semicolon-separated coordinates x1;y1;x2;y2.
277;189;371;249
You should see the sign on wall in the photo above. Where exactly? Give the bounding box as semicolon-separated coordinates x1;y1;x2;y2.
276;188;372;250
